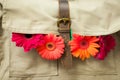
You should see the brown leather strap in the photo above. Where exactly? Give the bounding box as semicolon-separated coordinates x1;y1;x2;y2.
58;0;72;68
59;0;70;18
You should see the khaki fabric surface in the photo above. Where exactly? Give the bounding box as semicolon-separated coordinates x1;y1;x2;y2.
0;0;120;80
2;0;120;35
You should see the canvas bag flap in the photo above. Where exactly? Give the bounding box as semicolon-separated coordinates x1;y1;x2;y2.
3;0;120;36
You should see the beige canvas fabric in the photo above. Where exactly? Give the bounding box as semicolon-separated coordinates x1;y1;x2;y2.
2;0;120;35
0;0;120;80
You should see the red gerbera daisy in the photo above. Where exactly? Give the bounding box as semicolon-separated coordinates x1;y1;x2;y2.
12;33;44;52
69;34;100;60
36;34;65;60
94;35;116;60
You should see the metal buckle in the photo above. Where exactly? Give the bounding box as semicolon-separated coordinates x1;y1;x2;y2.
57;18;71;32
57;18;71;26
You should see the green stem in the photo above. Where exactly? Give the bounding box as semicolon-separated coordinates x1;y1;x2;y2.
70;28;72;40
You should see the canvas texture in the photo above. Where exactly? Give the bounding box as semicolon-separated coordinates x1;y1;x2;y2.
0;0;120;80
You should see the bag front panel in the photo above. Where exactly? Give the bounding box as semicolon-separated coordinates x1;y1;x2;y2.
0;0;120;79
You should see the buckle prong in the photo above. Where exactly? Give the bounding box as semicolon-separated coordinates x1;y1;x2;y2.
57;18;71;33
57;18;71;27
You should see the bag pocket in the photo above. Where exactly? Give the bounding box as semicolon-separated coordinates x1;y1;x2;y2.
59;35;117;75
9;38;58;77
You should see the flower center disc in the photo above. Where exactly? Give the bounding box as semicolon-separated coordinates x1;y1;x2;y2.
24;34;33;39
80;40;89;49
46;42;55;51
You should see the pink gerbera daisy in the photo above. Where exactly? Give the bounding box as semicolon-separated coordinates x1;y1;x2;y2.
36;34;65;60
12;33;44;52
94;35;116;60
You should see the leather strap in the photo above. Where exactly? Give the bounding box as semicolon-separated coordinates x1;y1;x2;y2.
58;0;72;68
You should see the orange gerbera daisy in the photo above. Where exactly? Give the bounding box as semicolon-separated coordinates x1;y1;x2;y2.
36;34;65;60
69;34;100;60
